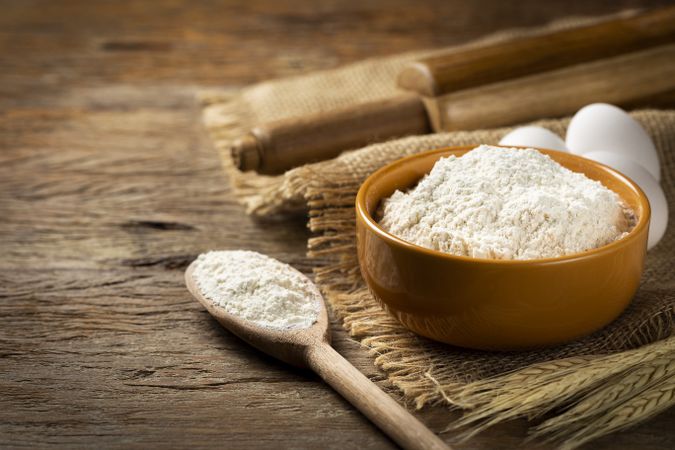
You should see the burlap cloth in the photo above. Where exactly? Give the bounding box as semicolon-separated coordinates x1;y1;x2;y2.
200;12;674;449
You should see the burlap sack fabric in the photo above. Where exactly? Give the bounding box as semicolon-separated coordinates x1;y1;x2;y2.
199;13;674;449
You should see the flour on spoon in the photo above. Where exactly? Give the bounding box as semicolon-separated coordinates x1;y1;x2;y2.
192;250;320;329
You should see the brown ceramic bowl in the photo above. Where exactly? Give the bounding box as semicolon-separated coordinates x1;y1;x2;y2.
355;146;650;350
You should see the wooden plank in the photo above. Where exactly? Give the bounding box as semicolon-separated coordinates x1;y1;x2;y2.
1;1;673;449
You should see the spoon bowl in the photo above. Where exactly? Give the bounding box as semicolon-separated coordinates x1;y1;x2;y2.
185;261;330;368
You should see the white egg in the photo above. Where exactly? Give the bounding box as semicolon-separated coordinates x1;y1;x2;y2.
583;151;668;250
499;126;569;152
566;103;661;181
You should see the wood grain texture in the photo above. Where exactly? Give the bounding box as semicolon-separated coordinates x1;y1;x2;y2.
1;1;674;449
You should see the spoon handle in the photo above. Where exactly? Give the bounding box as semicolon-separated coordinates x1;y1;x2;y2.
307;342;451;450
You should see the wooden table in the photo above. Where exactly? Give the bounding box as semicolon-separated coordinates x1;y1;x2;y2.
2;1;673;448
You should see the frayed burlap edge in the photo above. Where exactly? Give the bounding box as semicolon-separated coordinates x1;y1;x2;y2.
199;90;303;215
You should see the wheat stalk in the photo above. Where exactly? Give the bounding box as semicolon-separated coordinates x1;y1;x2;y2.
444;337;675;442
530;353;675;443
557;373;675;449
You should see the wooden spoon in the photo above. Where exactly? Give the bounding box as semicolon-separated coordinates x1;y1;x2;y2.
185;261;450;450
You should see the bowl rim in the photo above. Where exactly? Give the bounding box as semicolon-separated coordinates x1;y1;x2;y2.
355;145;651;266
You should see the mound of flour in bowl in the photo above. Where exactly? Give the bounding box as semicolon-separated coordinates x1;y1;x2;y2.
192;250;321;329
379;145;632;260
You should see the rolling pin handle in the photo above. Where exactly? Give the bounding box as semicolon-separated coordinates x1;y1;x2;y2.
231;134;261;172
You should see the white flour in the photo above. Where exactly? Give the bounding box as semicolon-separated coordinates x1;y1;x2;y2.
379;145;630;260
192;250;320;329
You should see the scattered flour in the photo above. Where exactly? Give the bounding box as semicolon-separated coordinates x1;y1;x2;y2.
192;250;321;329
379;145;632;260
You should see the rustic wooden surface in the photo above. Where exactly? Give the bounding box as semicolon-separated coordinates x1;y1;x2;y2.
1;1;674;448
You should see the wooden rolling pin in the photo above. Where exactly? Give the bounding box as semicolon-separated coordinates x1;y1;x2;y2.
233;6;675;174
425;44;675;132
231;94;431;174
397;7;675;96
